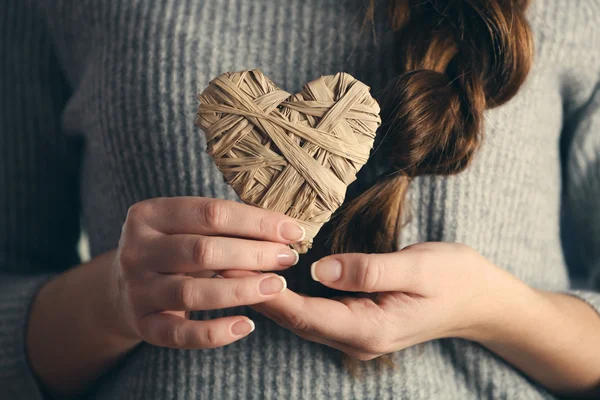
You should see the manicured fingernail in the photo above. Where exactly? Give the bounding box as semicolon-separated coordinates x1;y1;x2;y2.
259;276;287;295
277;248;299;266
278;221;305;242
311;259;342;282
231;319;255;336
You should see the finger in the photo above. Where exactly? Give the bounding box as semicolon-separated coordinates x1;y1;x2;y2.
139;234;299;273
255;294;387;360
143;273;287;311
250;289;359;342
288;328;379;361
254;304;348;350
128;197;305;243
309;252;424;293
139;312;255;349
251;302;345;350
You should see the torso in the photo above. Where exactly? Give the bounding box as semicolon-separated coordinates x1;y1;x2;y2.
43;0;599;398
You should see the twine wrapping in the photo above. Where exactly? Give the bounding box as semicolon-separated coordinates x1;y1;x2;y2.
195;69;381;253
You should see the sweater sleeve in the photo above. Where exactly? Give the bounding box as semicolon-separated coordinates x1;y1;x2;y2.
562;82;600;314
0;2;82;399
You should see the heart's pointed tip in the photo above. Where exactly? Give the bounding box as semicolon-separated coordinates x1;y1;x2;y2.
291;240;312;255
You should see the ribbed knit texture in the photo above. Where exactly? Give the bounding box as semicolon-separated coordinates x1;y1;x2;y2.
1;1;600;399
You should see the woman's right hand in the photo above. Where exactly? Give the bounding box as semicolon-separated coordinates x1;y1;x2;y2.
111;196;304;349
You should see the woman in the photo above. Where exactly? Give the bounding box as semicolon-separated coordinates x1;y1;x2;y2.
1;0;599;398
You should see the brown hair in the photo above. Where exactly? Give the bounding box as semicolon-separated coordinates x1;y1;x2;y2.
331;0;533;255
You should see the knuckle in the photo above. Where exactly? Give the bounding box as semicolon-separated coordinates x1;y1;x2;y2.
118;246;139;269
232;283;252;304
200;200;229;230
194;237;219;267
204;327;219;348
121;216;142;238
284;312;309;332
177;279;197;310
252;245;270;268
127;200;155;220
355;254;380;293
256;215;270;236
165;323;185;348
123;202;157;240
404;244;431;265
126;202;143;219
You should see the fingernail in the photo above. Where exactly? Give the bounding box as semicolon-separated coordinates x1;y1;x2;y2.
231;319;255;336
311;259;342;282
277;248;299;266
259;276;287;295
278;221;305;242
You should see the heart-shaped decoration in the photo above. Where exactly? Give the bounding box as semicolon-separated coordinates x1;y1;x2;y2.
195;69;381;253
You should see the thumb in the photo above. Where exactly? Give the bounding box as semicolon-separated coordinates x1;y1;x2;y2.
310;252;423;293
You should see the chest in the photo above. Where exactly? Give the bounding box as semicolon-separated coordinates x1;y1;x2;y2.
52;0;565;267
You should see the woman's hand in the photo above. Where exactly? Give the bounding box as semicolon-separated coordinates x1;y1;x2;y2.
241;242;517;360
237;242;600;396
111;196;304;348
27;196;304;396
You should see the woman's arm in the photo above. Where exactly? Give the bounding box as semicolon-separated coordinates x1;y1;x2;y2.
482;83;600;396
0;3;136;394
26;251;142;397
27;197;303;398
0;2;83;398
448;76;600;392
1;4;302;399
475;285;600;396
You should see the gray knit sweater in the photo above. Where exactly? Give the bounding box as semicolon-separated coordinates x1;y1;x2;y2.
2;0;600;399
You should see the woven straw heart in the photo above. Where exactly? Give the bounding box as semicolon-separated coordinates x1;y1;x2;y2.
195;70;381;253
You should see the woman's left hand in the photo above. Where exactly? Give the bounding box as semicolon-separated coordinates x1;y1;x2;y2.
222;242;600;395
238;242;529;360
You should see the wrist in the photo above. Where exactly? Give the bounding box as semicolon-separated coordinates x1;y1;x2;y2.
88;250;142;345
26;251;141;396
461;268;543;344
465;285;600;395
51;250;141;348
